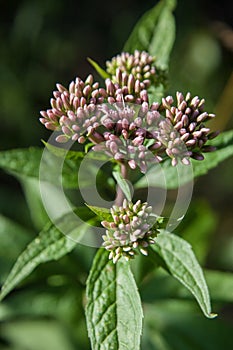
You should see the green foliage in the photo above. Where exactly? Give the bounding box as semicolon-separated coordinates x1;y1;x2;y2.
86;204;113;222
87;57;110;80
0;212;86;301
151;231;217;318
124;0;176;69
113;169;132;201
86;249;143;350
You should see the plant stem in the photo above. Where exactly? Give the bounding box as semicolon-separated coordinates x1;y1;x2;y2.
115;163;128;206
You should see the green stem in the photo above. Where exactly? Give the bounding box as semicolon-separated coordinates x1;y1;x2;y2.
115;163;128;206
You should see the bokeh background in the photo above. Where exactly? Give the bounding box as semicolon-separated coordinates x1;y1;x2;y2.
0;0;233;349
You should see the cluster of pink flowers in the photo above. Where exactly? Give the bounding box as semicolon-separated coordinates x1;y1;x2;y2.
40;50;219;261
40;50;218;172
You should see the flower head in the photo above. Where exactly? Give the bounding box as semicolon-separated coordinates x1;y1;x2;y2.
101;199;159;263
92;102;162;173
39;75;107;144
106;50;157;88
155;92;219;165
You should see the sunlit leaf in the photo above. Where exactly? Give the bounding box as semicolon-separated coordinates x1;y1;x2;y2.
86;249;143;350
151;231;217;318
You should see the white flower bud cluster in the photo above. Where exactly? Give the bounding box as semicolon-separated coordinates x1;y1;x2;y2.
101;199;159;263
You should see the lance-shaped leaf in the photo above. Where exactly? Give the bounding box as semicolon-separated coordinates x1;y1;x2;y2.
124;0;176;69
0;147;79;188
87;57;110;80
151;231;217;318
86;204;113;222
0;211;93;301
86;249;143;350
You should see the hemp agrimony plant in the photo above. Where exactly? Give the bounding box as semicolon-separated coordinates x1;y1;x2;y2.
1;1;233;349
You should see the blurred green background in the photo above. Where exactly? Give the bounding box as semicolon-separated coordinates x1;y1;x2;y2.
0;0;233;349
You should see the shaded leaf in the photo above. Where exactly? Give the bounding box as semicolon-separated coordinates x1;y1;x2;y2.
86;249;143;350
0;211;91;301
151;231;217;318
141;268;233;303
42;140;85;160
20;176;49;230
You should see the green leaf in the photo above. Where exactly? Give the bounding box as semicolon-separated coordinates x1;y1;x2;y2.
20;176;50;230
86;249;143;350
0;147;75;188
191;128;233;177
0;211;91;301
113;170;132;201
151;231;217;318
124;0;176;69
87;57;110;80
204;270;233;302
42;140;85;160
148;84;165;104
135;130;233;189
175;200;217;264
0;215;31;258
85;204;113;222
0;215;32;282
0;147;42;178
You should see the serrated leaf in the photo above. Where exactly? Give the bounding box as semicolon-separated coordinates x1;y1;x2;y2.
124;0;176;69
151;231;217;318
85;204;112;222
0;147;78;188
87;57;110;80
113;170;132;201
0;211;90;301
135;130;233;189
86;249;143;350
